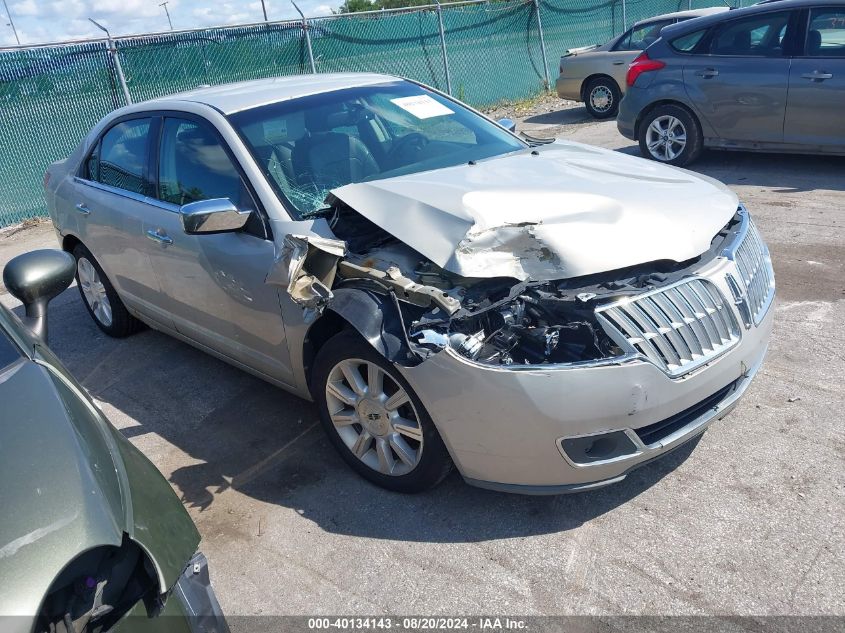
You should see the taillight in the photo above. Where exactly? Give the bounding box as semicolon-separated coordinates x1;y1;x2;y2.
626;51;666;88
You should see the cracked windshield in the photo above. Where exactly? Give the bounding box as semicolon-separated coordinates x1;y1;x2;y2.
229;81;525;219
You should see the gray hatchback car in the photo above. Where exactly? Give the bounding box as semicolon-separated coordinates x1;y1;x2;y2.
617;0;845;165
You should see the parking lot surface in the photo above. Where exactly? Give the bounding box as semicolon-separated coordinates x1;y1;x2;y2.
2;105;843;616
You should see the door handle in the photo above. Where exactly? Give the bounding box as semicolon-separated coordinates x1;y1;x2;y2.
146;229;173;246
695;68;719;78
75;203;91;215
801;71;833;81
612;60;625;65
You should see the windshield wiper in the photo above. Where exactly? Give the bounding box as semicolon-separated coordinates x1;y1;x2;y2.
520;132;556;146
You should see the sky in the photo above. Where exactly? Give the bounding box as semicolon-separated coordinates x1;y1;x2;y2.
0;0;336;46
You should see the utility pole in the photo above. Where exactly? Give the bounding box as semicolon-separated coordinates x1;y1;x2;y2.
159;1;173;30
1;0;21;45
260;0;269;21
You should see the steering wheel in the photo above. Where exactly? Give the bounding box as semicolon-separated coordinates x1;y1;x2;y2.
387;132;429;162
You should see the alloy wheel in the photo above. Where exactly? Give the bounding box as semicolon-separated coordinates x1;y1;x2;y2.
645;114;687;162
325;358;424;476
77;257;113;326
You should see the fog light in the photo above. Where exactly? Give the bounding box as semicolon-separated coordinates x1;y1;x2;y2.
559;430;639;465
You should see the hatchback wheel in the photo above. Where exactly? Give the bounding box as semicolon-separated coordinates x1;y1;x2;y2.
638;104;703;166
584;77;620;119
312;330;452;493
73;244;141;337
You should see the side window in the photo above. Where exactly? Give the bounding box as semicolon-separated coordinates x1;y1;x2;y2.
806;9;845;57
97;118;152;195
709;11;792;57
617;20;672;51
158;118;249;209
671;29;708;53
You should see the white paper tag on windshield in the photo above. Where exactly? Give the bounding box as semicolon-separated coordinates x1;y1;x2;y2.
390;95;454;119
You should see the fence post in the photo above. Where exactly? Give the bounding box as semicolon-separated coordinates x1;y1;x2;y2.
292;1;317;74
622;0;627;31
533;0;550;91
435;0;453;95
89;18;132;105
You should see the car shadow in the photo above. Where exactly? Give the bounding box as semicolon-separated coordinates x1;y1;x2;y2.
23;292;702;544
522;106;593;126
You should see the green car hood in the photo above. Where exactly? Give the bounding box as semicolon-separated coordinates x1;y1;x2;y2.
0;317;199;626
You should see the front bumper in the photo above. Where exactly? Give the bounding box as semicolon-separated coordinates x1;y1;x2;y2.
399;219;775;493
171;552;230;633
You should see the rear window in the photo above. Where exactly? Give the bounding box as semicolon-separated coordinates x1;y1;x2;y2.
90;118;153;196
708;11;792;57
671;29;707;52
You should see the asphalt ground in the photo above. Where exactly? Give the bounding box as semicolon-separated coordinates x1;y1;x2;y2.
1;102;842;620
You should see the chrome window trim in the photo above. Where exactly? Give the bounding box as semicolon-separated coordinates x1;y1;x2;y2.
74;177;181;213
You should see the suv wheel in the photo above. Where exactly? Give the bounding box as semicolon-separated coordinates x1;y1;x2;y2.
638;104;703;166
72;244;141;337
312;330;452;493
584;77;620;119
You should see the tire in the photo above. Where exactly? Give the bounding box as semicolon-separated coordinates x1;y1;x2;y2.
312;330;452;493
638;104;703;166
584;77;621;119
72;244;142;338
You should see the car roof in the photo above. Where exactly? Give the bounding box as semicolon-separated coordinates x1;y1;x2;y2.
661;0;845;39
137;72;402;115
633;6;729;28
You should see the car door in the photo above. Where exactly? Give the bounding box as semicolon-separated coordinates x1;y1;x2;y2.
71;117;174;327
784;7;845;147
143;114;295;386
681;10;797;144
610;19;674;87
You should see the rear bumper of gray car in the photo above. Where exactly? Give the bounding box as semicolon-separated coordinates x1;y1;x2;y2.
617;88;646;140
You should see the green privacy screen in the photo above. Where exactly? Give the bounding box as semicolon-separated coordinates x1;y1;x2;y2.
0;0;736;227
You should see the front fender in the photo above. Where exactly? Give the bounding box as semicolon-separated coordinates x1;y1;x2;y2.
325;287;417;366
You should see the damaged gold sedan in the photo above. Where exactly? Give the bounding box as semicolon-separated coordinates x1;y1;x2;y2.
46;74;775;493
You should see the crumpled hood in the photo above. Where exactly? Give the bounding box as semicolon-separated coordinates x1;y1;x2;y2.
332;140;738;280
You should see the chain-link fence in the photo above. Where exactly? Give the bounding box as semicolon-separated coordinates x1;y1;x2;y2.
0;0;741;227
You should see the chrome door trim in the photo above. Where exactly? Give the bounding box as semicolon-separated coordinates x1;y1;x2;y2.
73;177;181;213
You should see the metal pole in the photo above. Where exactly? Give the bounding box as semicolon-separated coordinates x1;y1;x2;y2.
159;2;174;30
533;0;550;91
260;0;269;21
292;1;316;74
1;0;20;45
622;0;627;31
435;0;452;95
89;18;132;105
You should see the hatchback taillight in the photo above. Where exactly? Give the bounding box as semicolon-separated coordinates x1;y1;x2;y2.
626;51;666;88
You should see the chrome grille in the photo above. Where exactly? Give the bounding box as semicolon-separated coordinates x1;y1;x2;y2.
732;218;775;325
596;279;740;377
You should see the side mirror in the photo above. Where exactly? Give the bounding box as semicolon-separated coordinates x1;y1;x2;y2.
180;198;251;235
497;118;517;133
2;249;76;343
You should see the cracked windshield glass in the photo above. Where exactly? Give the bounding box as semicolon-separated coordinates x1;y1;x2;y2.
229;81;526;219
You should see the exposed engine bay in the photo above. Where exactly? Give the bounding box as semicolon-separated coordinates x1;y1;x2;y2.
282;199;742;368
